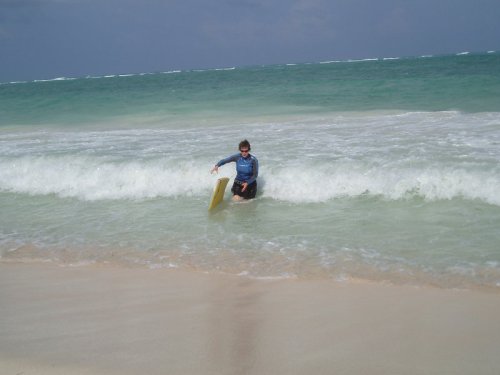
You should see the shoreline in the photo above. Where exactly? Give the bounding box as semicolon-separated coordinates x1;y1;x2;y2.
1;262;500;375
2;256;500;292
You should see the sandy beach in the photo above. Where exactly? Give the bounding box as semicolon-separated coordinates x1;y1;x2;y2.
1;262;499;375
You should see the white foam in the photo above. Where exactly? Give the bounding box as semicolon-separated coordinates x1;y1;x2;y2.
347;58;379;63
0;156;222;201
33;77;76;83
261;165;500;206
2;152;498;206
1;111;499;205
456;51;470;56
1;81;28;85
214;67;236;71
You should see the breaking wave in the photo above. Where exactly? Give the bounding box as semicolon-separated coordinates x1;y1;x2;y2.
1;156;499;205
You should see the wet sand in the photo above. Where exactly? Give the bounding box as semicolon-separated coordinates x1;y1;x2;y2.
1;262;499;375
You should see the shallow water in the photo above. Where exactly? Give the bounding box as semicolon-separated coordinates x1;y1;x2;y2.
1;53;500;288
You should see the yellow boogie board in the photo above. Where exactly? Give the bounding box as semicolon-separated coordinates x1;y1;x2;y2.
208;177;230;210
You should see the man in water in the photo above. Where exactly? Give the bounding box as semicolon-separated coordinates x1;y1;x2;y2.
211;139;259;201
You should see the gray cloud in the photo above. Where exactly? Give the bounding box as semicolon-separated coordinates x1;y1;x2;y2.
0;0;77;7
0;26;9;38
1;0;499;81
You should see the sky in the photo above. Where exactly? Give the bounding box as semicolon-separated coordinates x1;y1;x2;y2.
1;0;499;81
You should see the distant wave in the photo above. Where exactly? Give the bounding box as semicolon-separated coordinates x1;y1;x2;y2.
318;57;380;64
0;81;27;85
33;77;77;83
214;67;236;71
193;67;236;72
2;50;498;85
320;56;400;65
347;58;379;63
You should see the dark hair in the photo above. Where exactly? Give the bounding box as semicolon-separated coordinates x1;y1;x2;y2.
239;139;251;151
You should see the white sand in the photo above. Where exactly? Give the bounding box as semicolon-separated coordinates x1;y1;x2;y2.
1;262;500;375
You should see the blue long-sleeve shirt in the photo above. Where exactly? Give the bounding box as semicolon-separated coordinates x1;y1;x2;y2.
217;153;259;185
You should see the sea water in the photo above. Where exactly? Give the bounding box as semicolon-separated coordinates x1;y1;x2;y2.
1;52;500;288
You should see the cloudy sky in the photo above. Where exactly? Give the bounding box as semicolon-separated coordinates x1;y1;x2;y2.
1;0;499;81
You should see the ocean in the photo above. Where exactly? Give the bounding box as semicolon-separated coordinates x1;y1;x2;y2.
1;52;499;289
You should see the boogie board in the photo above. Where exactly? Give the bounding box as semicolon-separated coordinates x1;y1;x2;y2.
208;177;230;210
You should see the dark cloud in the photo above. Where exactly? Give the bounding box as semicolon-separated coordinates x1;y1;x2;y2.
0;0;77;8
1;0;499;81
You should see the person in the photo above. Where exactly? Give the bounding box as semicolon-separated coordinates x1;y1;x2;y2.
211;139;259;201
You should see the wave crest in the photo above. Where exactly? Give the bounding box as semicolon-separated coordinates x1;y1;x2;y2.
262;164;500;205
0;156;216;201
1;156;499;205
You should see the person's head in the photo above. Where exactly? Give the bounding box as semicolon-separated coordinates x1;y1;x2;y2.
239;139;251;155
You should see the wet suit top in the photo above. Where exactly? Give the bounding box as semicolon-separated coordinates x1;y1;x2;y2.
216;153;259;185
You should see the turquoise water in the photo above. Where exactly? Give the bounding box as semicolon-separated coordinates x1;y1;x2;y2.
2;53;499;127
1;52;500;288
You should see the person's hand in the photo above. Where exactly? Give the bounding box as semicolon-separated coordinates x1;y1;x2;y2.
241;182;248;192
210;165;219;174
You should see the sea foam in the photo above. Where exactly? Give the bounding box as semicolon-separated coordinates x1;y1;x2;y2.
1;154;499;206
264;165;500;205
0;156;215;201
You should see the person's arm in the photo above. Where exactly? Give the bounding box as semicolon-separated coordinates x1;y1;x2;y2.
217;154;239;167
211;154;239;173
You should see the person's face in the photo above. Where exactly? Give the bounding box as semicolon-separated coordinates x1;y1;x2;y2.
240;148;249;156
